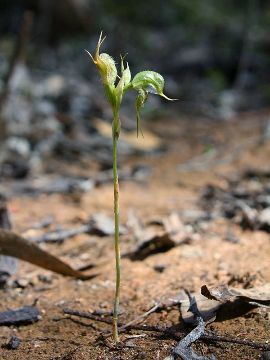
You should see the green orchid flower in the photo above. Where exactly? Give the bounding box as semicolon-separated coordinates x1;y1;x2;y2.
86;32;175;137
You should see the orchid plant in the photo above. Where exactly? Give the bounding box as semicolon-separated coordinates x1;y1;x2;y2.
86;32;175;342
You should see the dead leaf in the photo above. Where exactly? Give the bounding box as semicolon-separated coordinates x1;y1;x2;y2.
126;212;192;260
126;233;177;261
163;212;192;244
201;283;270;304
0;229;95;279
179;291;221;325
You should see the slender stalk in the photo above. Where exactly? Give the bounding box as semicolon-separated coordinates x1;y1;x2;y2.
88;32;174;344
112;110;121;343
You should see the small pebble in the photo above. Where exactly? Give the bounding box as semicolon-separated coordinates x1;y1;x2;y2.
38;274;53;284
14;278;29;288
4;336;21;350
153;264;166;273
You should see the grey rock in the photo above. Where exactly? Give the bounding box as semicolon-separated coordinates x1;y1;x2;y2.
9;63;31;94
5;137;31;159
2;96;32;136
33;99;56;117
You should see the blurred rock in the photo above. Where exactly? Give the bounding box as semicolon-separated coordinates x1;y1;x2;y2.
218;90;237;120
41;75;65;98
5;137;30;159
33;99;56;118
8;63;31;94
2;96;32;136
0;137;31;178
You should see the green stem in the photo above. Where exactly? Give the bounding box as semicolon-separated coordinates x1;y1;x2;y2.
112;110;120;343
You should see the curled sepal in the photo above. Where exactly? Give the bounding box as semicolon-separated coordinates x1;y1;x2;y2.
135;88;148;137
85;32;117;87
132;70;176;100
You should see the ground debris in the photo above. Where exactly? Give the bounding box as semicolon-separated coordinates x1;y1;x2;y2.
88;213;126;237
94;165;152;187
64;299;270;352
0;306;40;326
201;283;270;306
26;215;54;230
28;213;125;243
179;292;220;325
126;233;178;261
2;175;94;197
0;195;17;286
0;229;96;279
2;336;21;350
28;224;91;244
1;166;152;199
165;296;216;360
125;212;193;260
200;169;270;232
119;295;184;331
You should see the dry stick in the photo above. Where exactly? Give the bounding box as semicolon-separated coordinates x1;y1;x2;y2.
63;308;270;351
200;332;270;351
118;297;183;331
118;303;160;331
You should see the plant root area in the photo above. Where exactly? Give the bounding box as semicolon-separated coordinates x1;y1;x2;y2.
0;112;270;359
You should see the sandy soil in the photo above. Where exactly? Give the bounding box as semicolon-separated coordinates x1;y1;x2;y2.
0;111;269;359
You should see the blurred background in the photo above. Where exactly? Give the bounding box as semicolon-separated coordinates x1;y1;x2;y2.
0;0;269;179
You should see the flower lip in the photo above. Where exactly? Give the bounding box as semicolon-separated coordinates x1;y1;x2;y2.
132;70;177;101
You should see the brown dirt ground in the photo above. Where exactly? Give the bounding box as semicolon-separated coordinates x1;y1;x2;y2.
0;111;270;359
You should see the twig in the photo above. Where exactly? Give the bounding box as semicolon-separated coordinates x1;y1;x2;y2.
118;297;182;331
118;303;160;331
167;296;215;360
63;307;270;351
63;308;112;325
201;332;270;351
